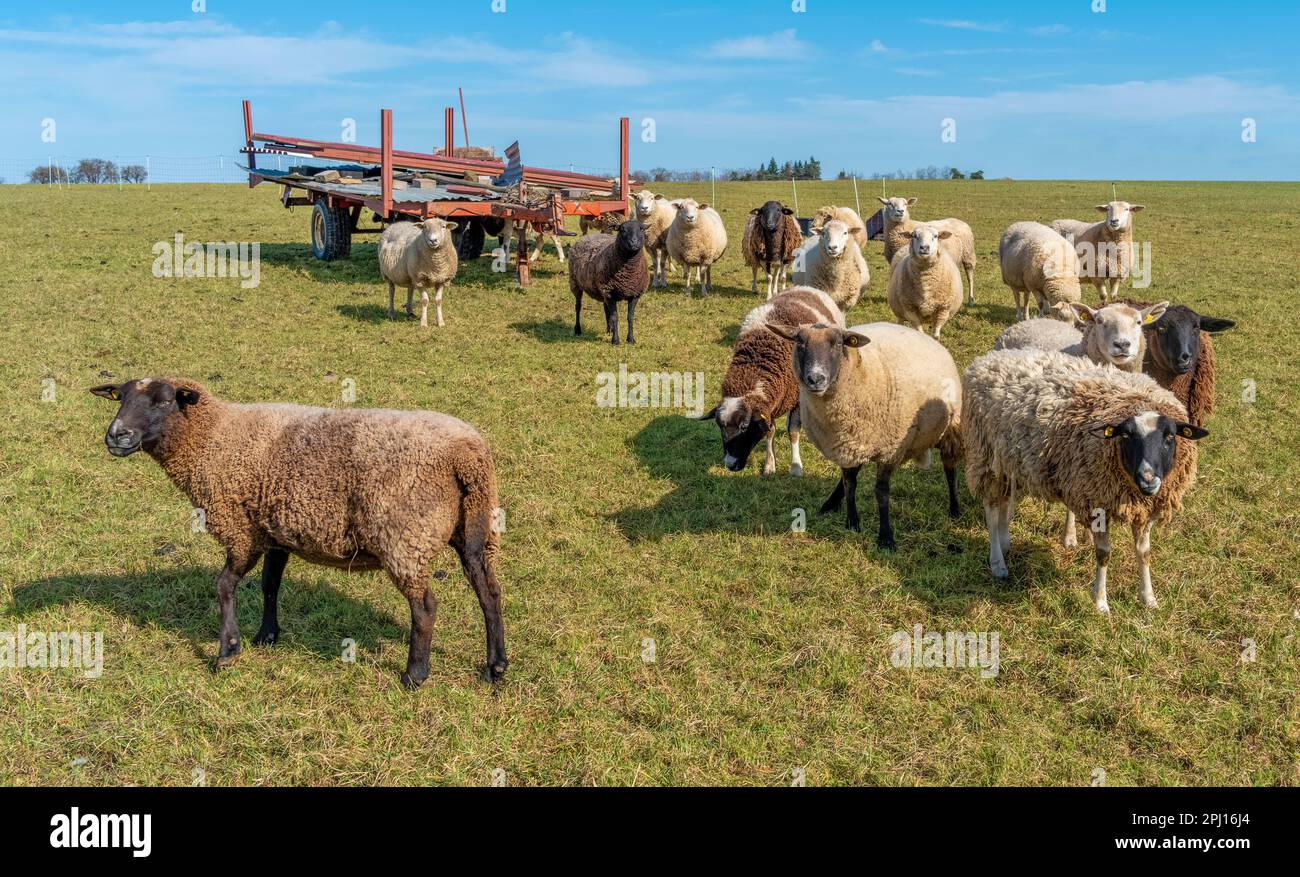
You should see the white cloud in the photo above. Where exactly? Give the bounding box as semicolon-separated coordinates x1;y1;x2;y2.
706;28;809;60
918;19;1005;33
1028;24;1071;37
869;39;889;53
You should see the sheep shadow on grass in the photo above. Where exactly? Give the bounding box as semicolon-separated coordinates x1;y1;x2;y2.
509;318;587;344
609;414;1053;609
8;566;408;665
257;242;380;282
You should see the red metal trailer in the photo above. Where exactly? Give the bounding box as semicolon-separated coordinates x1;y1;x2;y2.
240;100;633;285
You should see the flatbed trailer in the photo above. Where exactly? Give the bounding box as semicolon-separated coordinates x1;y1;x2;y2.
240;100;632;285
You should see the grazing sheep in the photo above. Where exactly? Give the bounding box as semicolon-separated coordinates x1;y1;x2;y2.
766;322;963;550
878;197;978;303
569;219;651;345
379;218;459;327
695;287;844;476
90;377;508;688
631;191;678;288
810;205;869;250
791;219;870;311
1050;201;1144;302
742;200;803;299
1117;300;1235;427
962;348;1208;612
887;225;964;339
996;301;1169;372
999;221;1082;321
666;199;728;295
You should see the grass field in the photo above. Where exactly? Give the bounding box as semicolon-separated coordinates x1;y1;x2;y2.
1;178;1297;786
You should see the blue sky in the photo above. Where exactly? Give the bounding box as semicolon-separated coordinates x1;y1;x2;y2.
2;0;1298;180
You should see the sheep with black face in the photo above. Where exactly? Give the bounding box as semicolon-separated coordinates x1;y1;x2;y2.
741;200;802;299
568;218;651;345
1116;300;1235;427
91;377;508;688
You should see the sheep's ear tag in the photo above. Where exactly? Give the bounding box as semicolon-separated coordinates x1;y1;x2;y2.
1103;426;1115;438
1181;426;1194;438
1143;313;1157;324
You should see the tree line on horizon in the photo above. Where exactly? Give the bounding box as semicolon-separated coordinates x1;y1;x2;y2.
632;159;989;184
28;159;147;184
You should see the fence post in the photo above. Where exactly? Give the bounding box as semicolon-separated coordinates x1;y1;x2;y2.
791;175;798;216
146;156;151;192
852;175;860;219
710;166;716;207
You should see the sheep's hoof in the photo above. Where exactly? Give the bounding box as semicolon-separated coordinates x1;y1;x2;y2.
876;532;897;551
1095;601;1111;615
400;668;428;690
1062;535;1078;550
481;659;508;684
214;648;241;671
762;463;776;476
990;564;1009;581
845;516;861;532
1142;596;1160;610
252;625;280;646
790;463;803;478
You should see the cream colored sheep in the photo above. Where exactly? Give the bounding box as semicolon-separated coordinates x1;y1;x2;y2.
666;198;727;295
379;218;459;328
809;205;869;250
998;221;1082;321
878;197;977;303
887;225;964;339
1050;201;1144;302
791;219;869;311
631;190;678;288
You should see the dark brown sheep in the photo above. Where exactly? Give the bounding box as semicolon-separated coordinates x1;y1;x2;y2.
694;287;844;475
569;219;651;344
1117;299;1235;427
742;200;803;299
90;377;507;689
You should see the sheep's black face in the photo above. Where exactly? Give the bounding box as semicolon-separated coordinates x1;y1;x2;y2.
615;220;645;256
1092;412;1208;496
1147;306;1235;376
772;323;869;396
699;398;770;472
90;378;200;457
753;200;791;233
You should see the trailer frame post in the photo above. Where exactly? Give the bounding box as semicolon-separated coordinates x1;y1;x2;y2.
444;107;455;158
619;116;630;213
242;99;257;188
381;108;393;219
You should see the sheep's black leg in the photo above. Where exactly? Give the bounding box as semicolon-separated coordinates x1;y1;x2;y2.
456;542;509;685
253;546;288;646
604;300;620;345
625;296;638;345
944;463;960;519
875;465;896;550
842;465;862;532
573;291;583;336
819;477;845;515
215;549;262;670
400;587;438;690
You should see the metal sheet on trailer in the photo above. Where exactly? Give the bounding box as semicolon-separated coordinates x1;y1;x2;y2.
246;167;498;203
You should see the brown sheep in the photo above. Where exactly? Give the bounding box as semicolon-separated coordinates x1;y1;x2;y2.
569;219;651;344
1116;300;1235;427
694;287;844;476
90;377;507;689
741;200;803;299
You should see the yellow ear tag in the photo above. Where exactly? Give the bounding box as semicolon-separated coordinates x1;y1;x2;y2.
1103;426;1114;437
1182;427;1193;437
1144;314;1156;324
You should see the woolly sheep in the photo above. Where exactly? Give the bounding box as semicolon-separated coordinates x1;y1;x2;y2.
878;197;977;303
810;205;869;250
996;301;1169;372
998;221;1082;321
695;287;844;476
90;377;508;688
1116;300;1236;427
568;219;651;345
1050;201;1144;302
632;190;678;288
742;200;803;299
791;219;870;311
962;348;1209;612
887;225;964;339
666;198;727;295
379;218;459;327
766;321;963;550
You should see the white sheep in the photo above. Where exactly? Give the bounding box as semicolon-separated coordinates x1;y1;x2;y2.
809;205;869;250
887;225;964;339
878;197;977;303
995;301;1169;373
378;218;459;328
765;321;963;550
1050;201;1144;302
998;221;1082;321
631;190;678;288
665;198;727;295
962;348;1208;612
791;219;870;311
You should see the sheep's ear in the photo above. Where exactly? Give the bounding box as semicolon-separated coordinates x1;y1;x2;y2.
653;194;664;201
782;207;794;215
699;202;709;209
937;229;952;239
89;383;121;401
841;330;870;348
1198;315;1235;333
1094;205;1108;213
688;404;719;421
1174;422;1209;440
877;197;889;205
1140;301;1169;324
175;386;202;409
765;322;801;341
905;198;916;205
1068;302;1097;324
445;222;459;231
1130;204;1145;212
750;207;760;215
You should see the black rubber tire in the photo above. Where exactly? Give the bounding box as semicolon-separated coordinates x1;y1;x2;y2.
455;218;487;260
311;200;352;261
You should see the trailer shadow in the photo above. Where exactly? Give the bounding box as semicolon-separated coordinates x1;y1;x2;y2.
7;565;408;664
609;414;1048;609
258;242;380;282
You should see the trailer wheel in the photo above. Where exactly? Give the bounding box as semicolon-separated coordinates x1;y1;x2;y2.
455;218;487;260
311;200;352;260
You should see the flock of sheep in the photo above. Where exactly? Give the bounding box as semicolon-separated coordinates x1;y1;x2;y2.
90;187;1236;688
